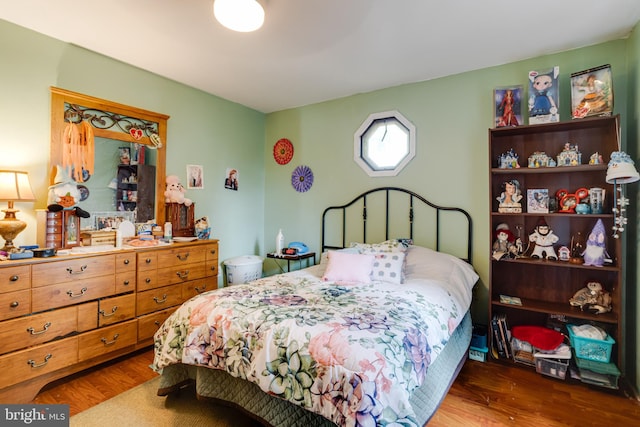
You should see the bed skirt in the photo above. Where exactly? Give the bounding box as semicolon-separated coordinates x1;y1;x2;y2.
157;311;472;426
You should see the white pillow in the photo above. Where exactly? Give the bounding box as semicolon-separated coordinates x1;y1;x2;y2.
371;252;405;284
350;239;407;254
322;251;375;284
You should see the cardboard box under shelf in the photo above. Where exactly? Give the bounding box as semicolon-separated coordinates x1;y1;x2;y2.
81;230;116;247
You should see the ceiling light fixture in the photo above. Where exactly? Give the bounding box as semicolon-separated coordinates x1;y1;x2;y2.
214;0;265;32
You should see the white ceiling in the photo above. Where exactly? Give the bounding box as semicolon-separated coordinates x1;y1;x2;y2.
2;0;640;113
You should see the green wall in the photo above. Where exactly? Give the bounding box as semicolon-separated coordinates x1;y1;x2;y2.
625;22;640;395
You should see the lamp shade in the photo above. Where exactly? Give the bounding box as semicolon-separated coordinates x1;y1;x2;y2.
606;151;640;184
0;170;35;201
214;0;265;32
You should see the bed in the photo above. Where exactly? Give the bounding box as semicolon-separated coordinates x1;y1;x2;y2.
152;187;477;426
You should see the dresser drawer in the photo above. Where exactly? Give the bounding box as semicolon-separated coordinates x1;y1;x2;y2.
137;252;158;271
0;337;78;389
205;243;218;261
157;246;206;266
136;285;184;316
0;265;31;293
32;275;116;312
157;263;207;286
137;307;175;342
78;320;137;361
182;278;216;300
205;260;219;277
137;269;158;292
0;306;77;355
116;270;136;294
98;294;136;327
32;255;115;287
0;289;30;321
115;252;136;272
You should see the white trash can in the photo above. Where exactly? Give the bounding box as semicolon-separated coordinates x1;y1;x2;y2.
224;255;263;285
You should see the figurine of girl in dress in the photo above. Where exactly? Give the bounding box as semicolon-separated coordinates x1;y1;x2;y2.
497;179;523;213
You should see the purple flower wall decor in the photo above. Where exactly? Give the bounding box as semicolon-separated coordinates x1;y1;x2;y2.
291;165;314;192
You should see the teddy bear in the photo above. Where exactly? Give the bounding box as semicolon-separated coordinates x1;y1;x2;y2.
47;165;90;218
569;281;612;314
164;175;192;206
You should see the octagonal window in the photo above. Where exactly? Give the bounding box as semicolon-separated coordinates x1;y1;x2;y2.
354;111;416;177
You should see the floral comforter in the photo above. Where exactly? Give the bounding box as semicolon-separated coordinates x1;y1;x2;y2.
153;263;472;427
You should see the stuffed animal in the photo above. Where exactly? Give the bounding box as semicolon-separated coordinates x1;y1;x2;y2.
164;175;192;206
47;165;90;218
569;281;612;314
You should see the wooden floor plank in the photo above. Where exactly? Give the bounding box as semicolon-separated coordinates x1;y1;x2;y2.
34;349;640;425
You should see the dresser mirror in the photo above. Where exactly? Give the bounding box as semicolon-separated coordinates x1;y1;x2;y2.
49;87;169;228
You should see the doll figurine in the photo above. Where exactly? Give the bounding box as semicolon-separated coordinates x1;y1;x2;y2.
529;218;559;260
492;223;518;260
582;219;610;267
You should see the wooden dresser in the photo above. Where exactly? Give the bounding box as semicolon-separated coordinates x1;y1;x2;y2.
0;239;218;403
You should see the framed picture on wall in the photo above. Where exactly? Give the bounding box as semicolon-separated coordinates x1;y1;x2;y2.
494;85;523;128
570;64;613;119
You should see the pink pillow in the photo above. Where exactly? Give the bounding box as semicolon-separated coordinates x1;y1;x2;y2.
322;251;374;284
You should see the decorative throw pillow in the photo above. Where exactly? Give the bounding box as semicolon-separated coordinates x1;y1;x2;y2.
319;247;360;265
322;251;374;284
350;239;407;254
371;252;405;284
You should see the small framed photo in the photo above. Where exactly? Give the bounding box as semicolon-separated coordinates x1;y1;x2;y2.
570;64;613;119
119;147;131;165
494;86;523;128
187;164;204;189
528;66;560;125
527;189;549;213
93;211;135;230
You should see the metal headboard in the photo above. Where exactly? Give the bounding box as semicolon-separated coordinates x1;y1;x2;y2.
321;187;473;263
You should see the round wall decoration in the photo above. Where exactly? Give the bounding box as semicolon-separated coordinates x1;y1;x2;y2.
291;165;314;192
273;138;294;165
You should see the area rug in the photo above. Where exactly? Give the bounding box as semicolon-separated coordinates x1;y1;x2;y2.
70;376;259;427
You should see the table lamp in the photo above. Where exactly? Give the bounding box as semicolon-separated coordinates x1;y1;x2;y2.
605;151;640;238
0;170;36;251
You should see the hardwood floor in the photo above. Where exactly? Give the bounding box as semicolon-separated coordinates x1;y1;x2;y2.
34;348;640;426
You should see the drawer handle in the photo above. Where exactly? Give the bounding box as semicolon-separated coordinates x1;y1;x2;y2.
145;258;152;264
101;333;120;346
176;270;190;279
10;275;19;282
66;265;88;275
195;284;207;293
176;253;190;261
67;287;88;298
124;259;130;265
153;294;168;304
123;280;130;286
209;249;216;255
100;306;118;317
27;354;52;368
145;277;152;284
10;301;19;308
154;320;161;326
27;322;52;335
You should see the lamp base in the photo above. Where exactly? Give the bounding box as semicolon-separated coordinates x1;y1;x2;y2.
0;216;27;253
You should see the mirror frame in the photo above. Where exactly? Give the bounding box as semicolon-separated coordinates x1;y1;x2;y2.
49;87;169;224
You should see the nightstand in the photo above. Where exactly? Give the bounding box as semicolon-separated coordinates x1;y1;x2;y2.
267;252;316;273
